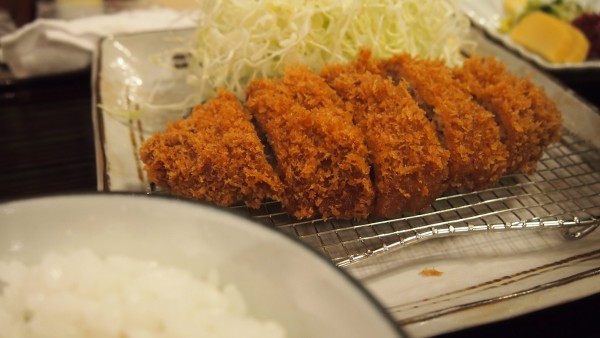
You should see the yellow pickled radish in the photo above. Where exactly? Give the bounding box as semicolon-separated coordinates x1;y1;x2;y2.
509;11;590;63
564;26;590;62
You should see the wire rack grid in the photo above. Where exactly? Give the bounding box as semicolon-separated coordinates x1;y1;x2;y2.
98;27;600;269
218;129;600;267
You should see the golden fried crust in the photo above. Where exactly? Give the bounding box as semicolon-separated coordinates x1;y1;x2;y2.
453;56;562;173
245;66;375;220
141;51;561;220
324;69;450;216
382;54;509;190
139;89;284;208
321;49;382;83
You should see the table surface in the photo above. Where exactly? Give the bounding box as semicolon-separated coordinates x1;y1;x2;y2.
1;60;599;337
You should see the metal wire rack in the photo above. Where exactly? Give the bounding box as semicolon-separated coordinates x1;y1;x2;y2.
208;129;599;267
147;128;599;266
98;27;600;271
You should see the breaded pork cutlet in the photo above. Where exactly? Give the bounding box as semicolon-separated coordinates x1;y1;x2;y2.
321;51;450;216
381;54;509;190
245;66;375;220
453;56;562;173
140;89;284;208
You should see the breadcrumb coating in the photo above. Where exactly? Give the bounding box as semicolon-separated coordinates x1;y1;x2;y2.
453;56;562;173
245;66;375;219
322;51;449;216
139;89;284;208
321;49;382;82
140;50;562;220
382;54;509;190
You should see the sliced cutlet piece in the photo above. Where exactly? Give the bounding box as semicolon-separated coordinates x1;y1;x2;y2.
140;89;284;208
245;66;374;220
453;56;562;173
322;63;450;216
381;54;509;190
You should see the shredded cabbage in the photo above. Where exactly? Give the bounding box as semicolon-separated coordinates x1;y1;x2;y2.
105;0;473;123
188;0;474;102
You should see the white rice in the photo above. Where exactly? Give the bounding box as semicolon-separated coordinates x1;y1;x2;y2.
0;250;286;338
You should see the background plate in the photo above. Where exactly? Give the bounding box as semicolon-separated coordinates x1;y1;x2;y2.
458;0;600;70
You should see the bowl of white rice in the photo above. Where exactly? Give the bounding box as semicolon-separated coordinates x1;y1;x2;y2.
0;193;404;338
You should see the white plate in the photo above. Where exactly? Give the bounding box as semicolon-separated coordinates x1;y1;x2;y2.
92;29;198;192
349;227;600;337
92;28;600;337
458;0;600;70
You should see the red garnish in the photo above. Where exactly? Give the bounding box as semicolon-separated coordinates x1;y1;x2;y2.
572;13;600;60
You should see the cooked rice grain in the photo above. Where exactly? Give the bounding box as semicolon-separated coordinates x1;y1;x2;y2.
0;250;285;338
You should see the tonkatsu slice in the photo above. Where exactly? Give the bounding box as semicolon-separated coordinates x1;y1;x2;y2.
381;54;509;190
322;51;449;216
245;66;375;220
140;89;284;208
453;56;562;173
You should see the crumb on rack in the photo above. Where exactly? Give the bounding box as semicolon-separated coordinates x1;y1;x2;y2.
420;267;444;277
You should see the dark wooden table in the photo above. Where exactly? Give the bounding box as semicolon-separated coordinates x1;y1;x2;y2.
0;67;96;198
0;63;598;338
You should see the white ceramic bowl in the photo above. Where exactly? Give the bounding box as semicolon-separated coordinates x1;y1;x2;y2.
0;193;404;338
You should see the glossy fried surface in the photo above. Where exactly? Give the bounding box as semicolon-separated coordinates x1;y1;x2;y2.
382;54;510;190
245;66;374;220
139;89;284;208
322;51;449;216
454;56;562;173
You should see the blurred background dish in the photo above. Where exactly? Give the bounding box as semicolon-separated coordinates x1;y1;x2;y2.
458;0;600;70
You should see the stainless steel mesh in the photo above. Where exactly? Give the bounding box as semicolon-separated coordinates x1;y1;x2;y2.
219;129;599;266
149;129;600;266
